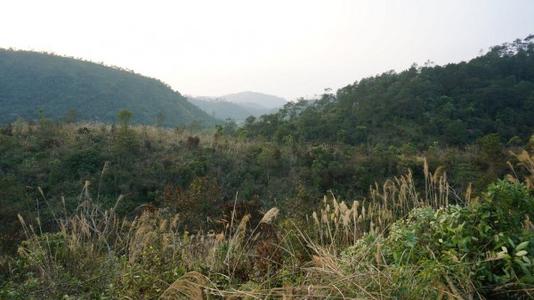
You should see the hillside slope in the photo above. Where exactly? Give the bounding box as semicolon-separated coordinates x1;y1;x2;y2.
0;49;215;126
243;37;534;146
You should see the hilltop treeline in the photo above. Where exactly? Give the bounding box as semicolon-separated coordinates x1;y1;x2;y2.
243;37;534;146
0;49;216;126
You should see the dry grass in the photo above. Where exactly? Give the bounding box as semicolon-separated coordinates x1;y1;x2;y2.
160;271;209;299
309;160;453;249
16;159;451;298
12;146;534;299
510;149;534;189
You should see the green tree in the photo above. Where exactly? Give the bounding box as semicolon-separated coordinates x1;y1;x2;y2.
117;109;133;132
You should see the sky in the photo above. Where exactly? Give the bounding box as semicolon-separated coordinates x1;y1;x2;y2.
1;0;533;100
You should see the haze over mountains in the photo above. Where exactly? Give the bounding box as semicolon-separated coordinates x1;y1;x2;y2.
0;49;216;126
0;49;290;125
221;91;287;109
188;91;288;121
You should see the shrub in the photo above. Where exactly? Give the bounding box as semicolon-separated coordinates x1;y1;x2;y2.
341;180;534;298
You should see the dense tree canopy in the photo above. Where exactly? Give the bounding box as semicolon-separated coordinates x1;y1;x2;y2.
243;37;534;147
0;49;216;126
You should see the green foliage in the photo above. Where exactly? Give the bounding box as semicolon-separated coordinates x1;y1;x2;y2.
243;37;534;147
2;232;119;299
2;151;533;298
1;37;534;299
342;180;534;298
478;133;503;160
2;118;518;255
117;109;133;131
0;49;216;126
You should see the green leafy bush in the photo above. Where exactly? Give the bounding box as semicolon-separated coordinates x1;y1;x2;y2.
342;180;534;298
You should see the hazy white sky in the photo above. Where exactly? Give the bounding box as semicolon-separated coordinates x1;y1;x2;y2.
1;0;533;100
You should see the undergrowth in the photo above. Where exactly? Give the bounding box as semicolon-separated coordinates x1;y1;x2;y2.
1;149;533;299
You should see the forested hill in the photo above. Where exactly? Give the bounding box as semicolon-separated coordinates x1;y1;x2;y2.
0;49;216;126
243;37;534;147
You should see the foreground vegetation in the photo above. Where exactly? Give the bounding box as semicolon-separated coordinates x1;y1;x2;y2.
1;37;534;298
0;118;519;254
1;145;533;299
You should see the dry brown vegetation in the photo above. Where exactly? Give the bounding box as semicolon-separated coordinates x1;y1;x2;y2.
2;131;534;299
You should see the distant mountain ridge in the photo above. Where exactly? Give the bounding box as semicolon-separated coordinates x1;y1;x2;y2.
189;91;287;121
221;91;287;109
0;49;216;126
